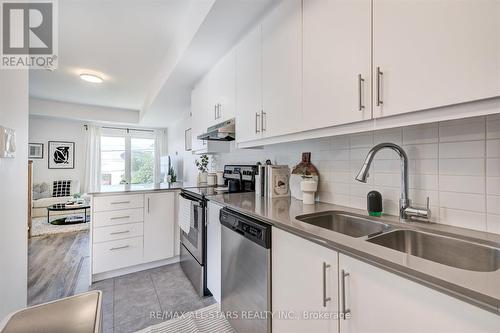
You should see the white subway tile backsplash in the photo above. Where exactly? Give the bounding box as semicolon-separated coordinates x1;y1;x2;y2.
374;128;402;145
409;174;439;191
403;123;439;145
349;132;373;149
410;159;439;175
439;208;487;231
486;159;500;177
404;144;438;160
330;135;350;150
439;192;485;212
439;141;485;159
486;114;500;139
439;175;485;194
439;116;485;143
486;195;500;215
439;159;485;176
486;214;500;234
216;116;500;234
486;139;500;158
486;177;500;195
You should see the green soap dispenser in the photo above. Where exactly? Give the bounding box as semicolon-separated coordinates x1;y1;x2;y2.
367;191;383;217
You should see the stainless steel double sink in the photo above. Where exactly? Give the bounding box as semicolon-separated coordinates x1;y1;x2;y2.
295;211;500;272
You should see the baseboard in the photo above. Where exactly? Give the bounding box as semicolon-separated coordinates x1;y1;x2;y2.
92;256;180;282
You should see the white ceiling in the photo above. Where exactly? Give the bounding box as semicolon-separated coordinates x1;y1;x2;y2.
29;0;276;128
29;0;193;110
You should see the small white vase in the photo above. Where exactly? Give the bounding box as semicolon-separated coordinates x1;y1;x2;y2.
198;172;208;184
301;179;318;205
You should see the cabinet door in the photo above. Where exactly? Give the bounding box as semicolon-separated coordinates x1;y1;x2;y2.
272;228;339;333
262;0;302;138
209;49;236;125
303;0;371;130
143;192;175;262
373;0;500;118
206;201;222;303
339;254;500;333
235;24;262;143
191;81;208;151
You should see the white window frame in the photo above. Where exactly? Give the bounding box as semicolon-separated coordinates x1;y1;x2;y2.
100;128;156;185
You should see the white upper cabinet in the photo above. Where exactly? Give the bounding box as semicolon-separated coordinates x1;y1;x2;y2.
236;24;263;143
261;0;302;138
303;0;372;129
191;76;209;152
373;0;500;118
207;49;237;126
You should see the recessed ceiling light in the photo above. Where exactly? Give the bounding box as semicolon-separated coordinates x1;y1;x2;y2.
80;73;103;83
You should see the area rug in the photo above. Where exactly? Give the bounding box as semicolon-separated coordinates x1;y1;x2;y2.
31;217;90;237
136;304;235;333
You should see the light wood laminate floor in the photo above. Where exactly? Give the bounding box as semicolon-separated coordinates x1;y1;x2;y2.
28;231;215;333
28;230;90;306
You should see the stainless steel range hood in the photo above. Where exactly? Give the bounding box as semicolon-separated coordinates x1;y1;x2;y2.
197;118;235;141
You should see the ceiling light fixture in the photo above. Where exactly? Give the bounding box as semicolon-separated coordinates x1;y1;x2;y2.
80;73;103;83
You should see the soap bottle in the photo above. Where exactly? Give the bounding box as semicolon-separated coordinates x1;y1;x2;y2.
367;191;383;217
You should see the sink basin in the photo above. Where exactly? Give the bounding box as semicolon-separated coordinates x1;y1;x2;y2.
295;211;390;238
367;229;500;272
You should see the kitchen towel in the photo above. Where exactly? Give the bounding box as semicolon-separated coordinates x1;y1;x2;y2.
178;196;192;234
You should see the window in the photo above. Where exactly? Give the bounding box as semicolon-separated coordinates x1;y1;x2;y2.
100;130;156;186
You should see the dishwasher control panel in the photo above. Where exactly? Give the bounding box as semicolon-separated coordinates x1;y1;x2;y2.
220;208;271;249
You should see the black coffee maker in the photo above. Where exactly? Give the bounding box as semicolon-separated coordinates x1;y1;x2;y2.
223;165;257;193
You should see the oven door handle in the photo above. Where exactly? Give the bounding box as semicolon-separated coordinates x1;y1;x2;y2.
180;192;200;202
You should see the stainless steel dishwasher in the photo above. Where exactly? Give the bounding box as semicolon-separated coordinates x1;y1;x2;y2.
220;208;272;333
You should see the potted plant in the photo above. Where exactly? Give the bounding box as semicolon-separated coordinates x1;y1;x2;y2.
195;154;209;184
167;166;177;183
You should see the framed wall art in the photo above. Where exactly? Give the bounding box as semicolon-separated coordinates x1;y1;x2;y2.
48;141;75;169
28;143;44;159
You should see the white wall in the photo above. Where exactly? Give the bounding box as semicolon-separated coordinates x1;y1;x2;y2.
167;112;199;186
0;70;28;318
29;116;86;191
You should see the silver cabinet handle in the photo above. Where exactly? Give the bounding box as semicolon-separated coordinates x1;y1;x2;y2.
255;112;260;133
110;230;130;235
341;269;351;319
261;110;266;132
110;216;130;220
376;66;383;106
322;262;331;307
110;245;130;251
358;74;365;111
147;197;150;213
111;201;130;205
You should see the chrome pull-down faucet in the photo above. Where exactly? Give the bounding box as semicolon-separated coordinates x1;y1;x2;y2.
355;142;431;222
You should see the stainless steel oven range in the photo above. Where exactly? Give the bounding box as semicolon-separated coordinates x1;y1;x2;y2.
179;164;257;297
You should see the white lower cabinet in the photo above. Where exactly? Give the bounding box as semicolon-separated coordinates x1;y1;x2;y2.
93;237;143;274
339;253;500;333
206;201;223;303
273;227;500;333
144;192;175;262
272;228;339;333
92;191;177;278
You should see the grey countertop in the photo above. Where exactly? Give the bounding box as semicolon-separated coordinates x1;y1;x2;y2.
89;182;195;195
208;192;500;315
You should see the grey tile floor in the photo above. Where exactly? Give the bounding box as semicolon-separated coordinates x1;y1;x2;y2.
90;263;216;333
